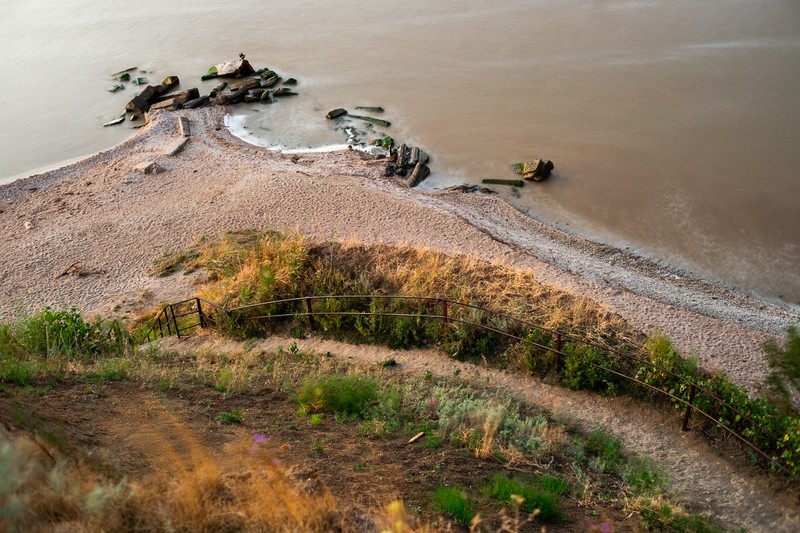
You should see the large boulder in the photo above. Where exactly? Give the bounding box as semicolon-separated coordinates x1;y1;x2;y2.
124;85;162;113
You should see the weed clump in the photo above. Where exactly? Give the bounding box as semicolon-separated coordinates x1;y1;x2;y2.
216;408;244;424
0;307;130;386
482;473;566;520
297;374;378;417
432;485;474;527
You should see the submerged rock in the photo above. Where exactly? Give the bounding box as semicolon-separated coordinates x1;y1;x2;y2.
102;116;125;127
326;108;348;119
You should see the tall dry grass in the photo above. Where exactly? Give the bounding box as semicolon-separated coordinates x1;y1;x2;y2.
172;229;635;340
0;409;366;532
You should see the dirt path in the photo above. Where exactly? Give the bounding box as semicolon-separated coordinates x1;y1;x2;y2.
161;334;800;533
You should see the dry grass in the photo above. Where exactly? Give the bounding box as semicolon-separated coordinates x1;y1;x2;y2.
1;407;373;533
174;229;635;341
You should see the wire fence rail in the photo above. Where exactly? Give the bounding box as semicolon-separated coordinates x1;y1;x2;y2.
144;293;793;477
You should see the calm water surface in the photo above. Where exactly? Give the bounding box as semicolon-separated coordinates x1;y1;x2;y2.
1;0;799;304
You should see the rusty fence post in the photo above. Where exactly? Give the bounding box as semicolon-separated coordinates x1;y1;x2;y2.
171;304;181;339
682;384;697;431
197;298;206;328
156;314;164;339
441;300;449;339
554;333;562;372
305;297;315;330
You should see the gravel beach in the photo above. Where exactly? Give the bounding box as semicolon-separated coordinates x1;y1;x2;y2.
1;106;797;389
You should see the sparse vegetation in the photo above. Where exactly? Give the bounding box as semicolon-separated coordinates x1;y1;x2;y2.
146;229;799;478
150;247;202;277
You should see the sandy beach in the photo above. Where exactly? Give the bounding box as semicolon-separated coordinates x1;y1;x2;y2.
1;106;797;389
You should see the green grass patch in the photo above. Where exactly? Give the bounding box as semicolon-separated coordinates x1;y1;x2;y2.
297;374;378;417
85;359;130;382
425;435;444;449
623;456;668;495
583;427;624;474
216;408;244;424
432;485;474;527
0;358;38;386
482;473;565;521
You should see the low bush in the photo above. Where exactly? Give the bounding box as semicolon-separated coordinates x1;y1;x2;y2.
0;308;131;386
561;343;616;393
216;408;244;424
0;307;128;362
583;427;624;474
764;325;800;414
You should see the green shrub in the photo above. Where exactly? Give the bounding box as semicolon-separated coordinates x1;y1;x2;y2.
296;374;378;417
425;435;444;449
0;307;128;362
622;457;668;495
0;358;38;386
561;343;615;393
764;326;800;415
583;427;624;474
514;329;555;376
635;332;698;400
432;485;473;526
778;417;800;475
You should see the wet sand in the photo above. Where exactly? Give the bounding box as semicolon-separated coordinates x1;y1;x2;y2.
0;106;797;389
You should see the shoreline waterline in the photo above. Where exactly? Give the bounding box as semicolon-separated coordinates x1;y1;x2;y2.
5;106;799;317
223;109;799;315
1;107;798;390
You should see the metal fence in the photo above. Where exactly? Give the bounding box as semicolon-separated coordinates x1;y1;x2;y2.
145;293;793;477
